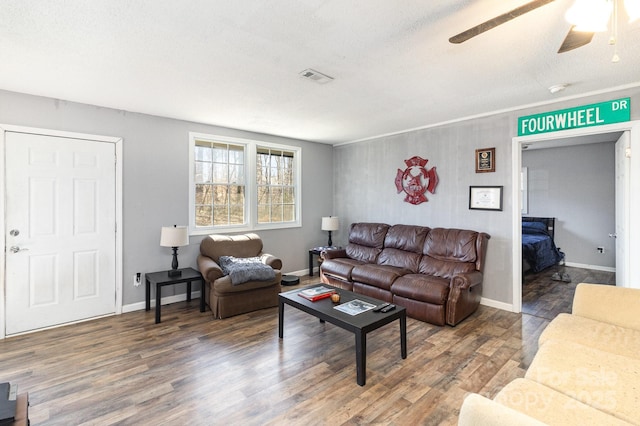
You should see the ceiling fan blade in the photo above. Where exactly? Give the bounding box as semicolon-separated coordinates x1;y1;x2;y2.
449;0;555;44
557;26;594;53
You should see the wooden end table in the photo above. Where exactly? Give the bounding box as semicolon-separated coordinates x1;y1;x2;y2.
145;267;204;323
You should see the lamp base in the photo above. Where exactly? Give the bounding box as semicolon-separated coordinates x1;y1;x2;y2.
168;269;182;277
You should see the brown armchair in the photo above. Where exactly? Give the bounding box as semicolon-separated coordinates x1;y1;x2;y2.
197;233;282;319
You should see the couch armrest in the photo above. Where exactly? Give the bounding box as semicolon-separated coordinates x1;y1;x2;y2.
197;254;224;283
323;249;347;259
450;271;483;290
446;271;483;326
573;283;640;331
459;394;547;426
260;253;282;270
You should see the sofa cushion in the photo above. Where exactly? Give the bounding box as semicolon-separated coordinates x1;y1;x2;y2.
459;393;549;426
391;274;449;305
378;247;423;272
383;224;429;252
539;313;640;360
345;222;389;263
351;264;407;290
573;283;640;331
423;228;478;262
525;339;640;425
376;225;427;272
418;228;479;279
494;378;632;426
321;257;365;281
200;233;263;261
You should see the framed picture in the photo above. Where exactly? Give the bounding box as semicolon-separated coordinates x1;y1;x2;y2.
475;147;495;173
469;186;503;211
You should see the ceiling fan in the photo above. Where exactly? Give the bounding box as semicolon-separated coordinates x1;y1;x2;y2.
449;0;594;53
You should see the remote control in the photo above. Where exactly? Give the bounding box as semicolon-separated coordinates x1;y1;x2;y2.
380;304;396;313
373;303;390;312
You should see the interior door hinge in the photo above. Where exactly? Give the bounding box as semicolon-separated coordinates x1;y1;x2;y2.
625;147;631;158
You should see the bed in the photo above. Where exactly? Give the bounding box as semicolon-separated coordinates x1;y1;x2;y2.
522;217;564;274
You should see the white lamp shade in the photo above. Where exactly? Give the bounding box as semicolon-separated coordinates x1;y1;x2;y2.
321;216;339;231
160;226;189;247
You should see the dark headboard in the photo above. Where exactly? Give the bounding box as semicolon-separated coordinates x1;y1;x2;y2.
522;217;556;240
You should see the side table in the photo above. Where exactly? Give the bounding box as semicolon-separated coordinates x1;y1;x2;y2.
145;267;204;324
308;246;340;276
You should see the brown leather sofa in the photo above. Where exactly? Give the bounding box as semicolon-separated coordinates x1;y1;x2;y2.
197;233;282;319
320;223;490;326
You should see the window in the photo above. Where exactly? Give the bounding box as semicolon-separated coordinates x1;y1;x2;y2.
194;140;246;227
189;133;301;235
256;147;296;224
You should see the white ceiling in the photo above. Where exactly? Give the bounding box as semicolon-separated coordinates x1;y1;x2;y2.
1;0;639;144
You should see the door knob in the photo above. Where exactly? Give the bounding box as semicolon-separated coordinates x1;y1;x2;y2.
9;246;28;253
9;229;19;236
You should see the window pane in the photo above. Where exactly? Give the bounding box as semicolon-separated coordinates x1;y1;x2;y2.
257;186;269;204
283;187;294;203
229;145;244;164
212;143;228;162
195;161;212;183
229;186;244;204
229;164;244;184
271;204;283;222
196;205;212;227
283;205;295;222
257;205;269;223
213;206;229;225
212;163;228;183
213;185;228;204
270;187;283;203
196;184;213;205
229;205;244;225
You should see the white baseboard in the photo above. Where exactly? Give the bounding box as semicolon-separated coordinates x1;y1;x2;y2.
564;262;616;273
123;290;202;313
480;297;515;313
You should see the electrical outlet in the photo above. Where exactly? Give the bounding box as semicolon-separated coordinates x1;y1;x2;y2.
134;272;141;287
597;247;604;254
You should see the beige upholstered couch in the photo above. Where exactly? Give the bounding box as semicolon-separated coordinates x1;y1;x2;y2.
197;233;282;319
459;283;640;425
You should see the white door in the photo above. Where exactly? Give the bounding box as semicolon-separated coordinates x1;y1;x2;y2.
5;131;116;335
614;131;630;287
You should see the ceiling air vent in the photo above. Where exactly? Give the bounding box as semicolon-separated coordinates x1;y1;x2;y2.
299;68;334;84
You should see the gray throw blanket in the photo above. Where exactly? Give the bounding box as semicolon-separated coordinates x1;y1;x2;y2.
218;256;276;285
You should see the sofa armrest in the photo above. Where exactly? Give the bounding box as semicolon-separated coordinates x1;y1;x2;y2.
573;283;640;331
260;253;282;270
446;272;483;326
451;271;483;290
323;249;347;259
197;254;224;283
459;394;547;426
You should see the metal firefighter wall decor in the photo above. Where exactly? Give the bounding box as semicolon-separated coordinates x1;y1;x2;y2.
394;155;439;205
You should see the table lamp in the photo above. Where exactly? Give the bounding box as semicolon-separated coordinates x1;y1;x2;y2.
160;225;189;277
321;216;339;247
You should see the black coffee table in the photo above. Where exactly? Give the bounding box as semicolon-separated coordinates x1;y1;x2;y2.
279;284;407;386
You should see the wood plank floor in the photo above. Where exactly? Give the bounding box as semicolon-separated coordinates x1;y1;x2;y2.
0;272;608;425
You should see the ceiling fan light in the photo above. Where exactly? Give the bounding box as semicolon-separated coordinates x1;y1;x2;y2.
624;0;640;22
566;0;612;31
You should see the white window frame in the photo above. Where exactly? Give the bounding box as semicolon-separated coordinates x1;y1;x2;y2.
188;132;302;235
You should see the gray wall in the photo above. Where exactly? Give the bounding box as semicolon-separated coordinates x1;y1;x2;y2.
0;89;334;305
3;86;639;308
333;87;640;305
523;142;616;268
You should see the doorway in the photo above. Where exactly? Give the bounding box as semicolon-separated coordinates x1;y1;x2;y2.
511;121;640;313
1;125;123;338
